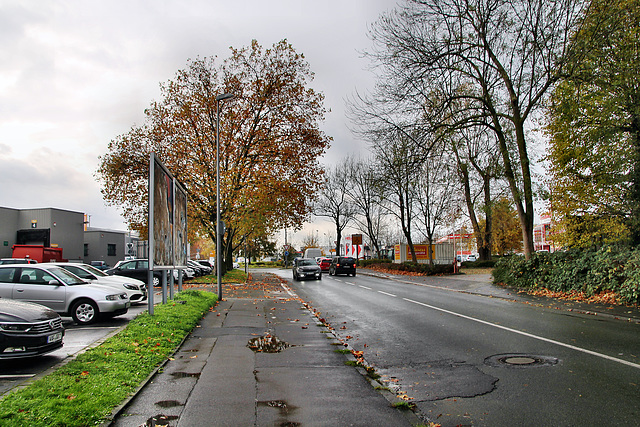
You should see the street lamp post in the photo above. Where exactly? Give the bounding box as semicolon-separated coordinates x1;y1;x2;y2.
216;92;234;300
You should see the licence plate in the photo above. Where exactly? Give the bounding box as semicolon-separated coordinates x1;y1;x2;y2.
47;332;63;343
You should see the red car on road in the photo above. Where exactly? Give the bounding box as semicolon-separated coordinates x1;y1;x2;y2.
318;257;332;272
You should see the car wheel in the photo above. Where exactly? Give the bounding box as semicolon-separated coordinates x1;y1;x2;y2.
352;271;356;277
71;299;99;325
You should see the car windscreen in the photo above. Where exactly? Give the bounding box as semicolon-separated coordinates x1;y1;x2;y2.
49;267;88;285
299;260;316;266
83;264;108;277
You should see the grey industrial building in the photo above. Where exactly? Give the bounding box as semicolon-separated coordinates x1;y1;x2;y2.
0;206;137;267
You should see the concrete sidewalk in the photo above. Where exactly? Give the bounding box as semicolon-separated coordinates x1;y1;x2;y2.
110;272;415;426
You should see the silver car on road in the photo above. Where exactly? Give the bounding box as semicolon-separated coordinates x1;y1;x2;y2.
0;264;130;325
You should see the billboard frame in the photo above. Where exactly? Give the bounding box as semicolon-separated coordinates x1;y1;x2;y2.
148;153;188;314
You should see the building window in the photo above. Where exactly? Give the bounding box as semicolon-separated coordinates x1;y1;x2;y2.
84;243;89;257
107;244;117;257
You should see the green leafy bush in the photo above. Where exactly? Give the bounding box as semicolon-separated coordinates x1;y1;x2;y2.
359;258;392;267
462;260;496;268
369;261;453;275
493;247;640;304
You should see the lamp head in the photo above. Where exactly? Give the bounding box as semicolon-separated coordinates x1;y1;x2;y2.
215;93;235;101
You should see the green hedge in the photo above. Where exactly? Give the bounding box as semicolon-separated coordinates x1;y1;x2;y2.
368;261;454;275
359;258;392;267
492;247;640;304
462;259;496;268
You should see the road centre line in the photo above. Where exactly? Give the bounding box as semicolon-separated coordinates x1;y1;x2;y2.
402;297;640;370
377;290;397;297
359;285;372;290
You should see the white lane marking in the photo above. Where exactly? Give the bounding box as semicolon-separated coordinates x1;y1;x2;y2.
378;290;397;297
280;283;297;298
402;297;640;370
359;285;372;290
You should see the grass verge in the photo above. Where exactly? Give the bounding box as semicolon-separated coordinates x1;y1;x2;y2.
0;290;217;427
185;269;247;285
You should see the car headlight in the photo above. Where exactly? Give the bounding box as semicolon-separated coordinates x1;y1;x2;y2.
123;283;139;290
105;294;121;301
0;323;29;332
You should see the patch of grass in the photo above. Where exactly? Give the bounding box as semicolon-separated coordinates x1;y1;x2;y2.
224;269;248;283
374;385;390;391
392;401;416;411
0;290;217;427
343;360;380;380
193;269;247;284
364;366;380;380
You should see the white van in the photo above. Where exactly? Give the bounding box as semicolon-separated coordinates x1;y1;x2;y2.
303;248;323;260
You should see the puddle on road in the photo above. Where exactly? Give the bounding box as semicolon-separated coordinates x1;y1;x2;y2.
257;399;300;419
144;414;179;426
170;371;201;379
155;400;183;408
248;334;290;353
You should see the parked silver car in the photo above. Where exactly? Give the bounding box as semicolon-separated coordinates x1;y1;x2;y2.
45;262;147;304
0;264;130;325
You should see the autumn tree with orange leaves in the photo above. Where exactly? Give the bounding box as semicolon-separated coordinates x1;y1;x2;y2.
97;40;330;274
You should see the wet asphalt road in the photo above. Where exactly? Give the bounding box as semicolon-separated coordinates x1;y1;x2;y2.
275;268;640;426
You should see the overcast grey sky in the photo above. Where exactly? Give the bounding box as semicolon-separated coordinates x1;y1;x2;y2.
0;0;396;245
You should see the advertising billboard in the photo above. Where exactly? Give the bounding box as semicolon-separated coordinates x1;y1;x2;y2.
149;153;188;269
174;181;188;267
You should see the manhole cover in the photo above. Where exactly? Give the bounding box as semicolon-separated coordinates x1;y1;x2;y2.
503;356;537;365
485;354;559;368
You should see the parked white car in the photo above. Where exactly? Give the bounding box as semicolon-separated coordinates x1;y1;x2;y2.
0;264;130;324
45;263;147;304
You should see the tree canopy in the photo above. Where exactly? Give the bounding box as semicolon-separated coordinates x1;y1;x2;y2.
97;40;330;270
360;0;588;259
545;0;640;248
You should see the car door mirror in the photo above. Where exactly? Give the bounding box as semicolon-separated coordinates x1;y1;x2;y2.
48;279;61;286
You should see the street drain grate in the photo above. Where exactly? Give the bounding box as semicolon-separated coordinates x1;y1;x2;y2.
485;354;559;368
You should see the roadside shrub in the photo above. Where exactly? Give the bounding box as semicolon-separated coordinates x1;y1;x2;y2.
369;261;453;275
493;246;640;304
359;258;392;267
462;259;496;268
252;261;280;268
